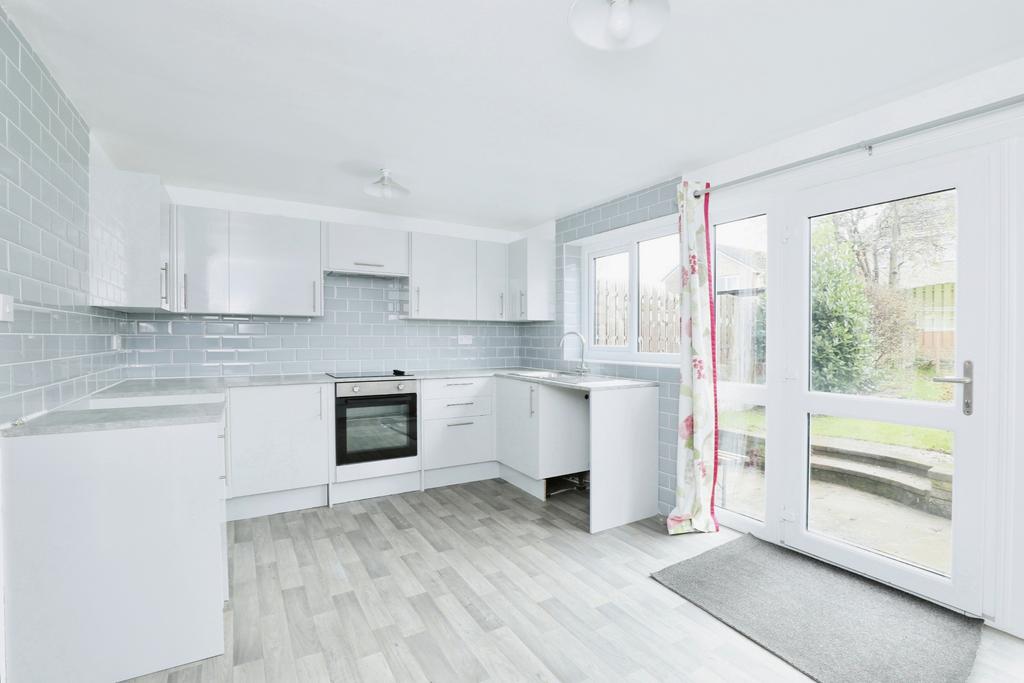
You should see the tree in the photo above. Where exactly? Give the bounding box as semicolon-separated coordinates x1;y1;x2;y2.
810;227;875;393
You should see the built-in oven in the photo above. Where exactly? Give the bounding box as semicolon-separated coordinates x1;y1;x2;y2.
335;380;417;466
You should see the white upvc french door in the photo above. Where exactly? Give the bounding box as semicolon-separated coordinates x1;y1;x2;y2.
773;149;992;614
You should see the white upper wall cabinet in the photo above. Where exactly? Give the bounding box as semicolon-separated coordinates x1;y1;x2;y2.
507;234;554;321
88;164;171;311
408;232;477;320
229;212;322;316
475;241;508;321
324;223;409;276
174;206;231;314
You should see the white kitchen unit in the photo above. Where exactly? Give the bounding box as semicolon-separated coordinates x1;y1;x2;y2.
475;241;509;321
88;162;173;311
421;377;497;488
226;383;333;520
174;205;231;314
324;222;409;276
495;377;589;485
496;376;659;533
507;233;555;321
229;212;322;316
408;232;477;320
1;413;226;682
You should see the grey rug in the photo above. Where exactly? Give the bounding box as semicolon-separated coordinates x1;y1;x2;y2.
651;534;982;683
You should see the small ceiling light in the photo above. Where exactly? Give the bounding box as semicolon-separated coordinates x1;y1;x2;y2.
568;0;669;51
363;168;410;199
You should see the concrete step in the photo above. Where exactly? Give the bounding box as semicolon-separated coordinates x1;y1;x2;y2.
810;453;950;518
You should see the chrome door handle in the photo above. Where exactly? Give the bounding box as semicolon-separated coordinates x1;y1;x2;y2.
529;385;535;416
183;273;188;310
499;292;504;318
312;281;318;313
446;382;472;387
447;421;474;427
446;402;474;407
416;286;421;314
519;290;525;317
354;262;385;268
932;360;973;415
160;262;168;304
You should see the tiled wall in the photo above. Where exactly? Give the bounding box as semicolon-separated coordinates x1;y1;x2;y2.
519;177;682;515
123;273;523;377
0;8;125;424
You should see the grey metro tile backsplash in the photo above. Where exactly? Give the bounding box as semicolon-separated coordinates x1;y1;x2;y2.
123;273;525;378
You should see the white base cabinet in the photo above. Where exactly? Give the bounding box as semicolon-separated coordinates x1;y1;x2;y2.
227;384;332;499
420;378;495;472
2;421;226;683
495;377;589;480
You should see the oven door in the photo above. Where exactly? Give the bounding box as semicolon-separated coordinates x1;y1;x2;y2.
336;393;417;465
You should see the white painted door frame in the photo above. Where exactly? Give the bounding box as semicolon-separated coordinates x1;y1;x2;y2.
709;135;1009;617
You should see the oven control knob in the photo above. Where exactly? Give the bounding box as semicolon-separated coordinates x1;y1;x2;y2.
397;383;405;390
351;385;360;393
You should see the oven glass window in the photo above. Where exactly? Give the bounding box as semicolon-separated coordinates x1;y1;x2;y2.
348;403;412;453
337;393;417;465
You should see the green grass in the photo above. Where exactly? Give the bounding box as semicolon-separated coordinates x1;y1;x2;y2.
719;408;952;454
719;366;955;454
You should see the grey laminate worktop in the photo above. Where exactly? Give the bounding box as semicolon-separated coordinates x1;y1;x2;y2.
1;402;225;437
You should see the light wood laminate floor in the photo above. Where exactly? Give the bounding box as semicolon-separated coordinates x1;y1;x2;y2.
128;479;1024;682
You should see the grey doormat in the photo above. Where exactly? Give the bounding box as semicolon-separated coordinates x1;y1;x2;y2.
651;534;982;683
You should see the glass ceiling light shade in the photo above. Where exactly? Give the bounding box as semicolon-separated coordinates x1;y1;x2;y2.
568;0;670;51
363;168;410;199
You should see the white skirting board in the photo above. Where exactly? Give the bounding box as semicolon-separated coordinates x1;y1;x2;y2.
330;471;421;504
424;461;500;489
227;485;328;521
498;463;547;500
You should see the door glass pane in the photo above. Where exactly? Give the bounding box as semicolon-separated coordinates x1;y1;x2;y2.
807;414;952;575
593;252;629;347
717;401;766;520
715;215;767;384
638;233;681;353
809;190;956;400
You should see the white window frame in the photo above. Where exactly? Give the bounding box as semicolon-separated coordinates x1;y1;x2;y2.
577;214;679;364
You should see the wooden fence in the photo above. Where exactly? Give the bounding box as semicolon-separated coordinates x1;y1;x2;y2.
593;279;680;353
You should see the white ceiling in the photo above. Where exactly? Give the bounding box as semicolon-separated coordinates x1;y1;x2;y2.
8;1;1024;230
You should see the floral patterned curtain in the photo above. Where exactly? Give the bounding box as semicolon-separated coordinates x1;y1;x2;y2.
667;180;720;535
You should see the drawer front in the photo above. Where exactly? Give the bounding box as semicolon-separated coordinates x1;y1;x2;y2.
423;396;492;420
421;377;494;399
422;415;495;470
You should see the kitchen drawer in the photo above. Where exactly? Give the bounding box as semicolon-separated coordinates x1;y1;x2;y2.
421;377;493;400
423;396;492;420
422;415;494;470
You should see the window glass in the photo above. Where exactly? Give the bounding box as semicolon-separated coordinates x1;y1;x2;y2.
593;252;629;347
715;215;767;384
638;233;681;354
809;190;956;401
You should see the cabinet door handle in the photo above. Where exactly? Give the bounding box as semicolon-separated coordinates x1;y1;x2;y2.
183;273;189;310
529;385;535;416
416;286;421;314
446;402;474;407
312;281;318;313
499;292;504;318
447;421;474;427
520;290;525;317
354;261;385;268
446;382;473;387
160;262;168;304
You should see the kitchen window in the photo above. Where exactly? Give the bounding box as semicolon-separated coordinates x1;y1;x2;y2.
581;216;680;364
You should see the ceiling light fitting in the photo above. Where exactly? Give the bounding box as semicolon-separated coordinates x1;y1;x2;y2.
568;0;669;51
364;168;410;199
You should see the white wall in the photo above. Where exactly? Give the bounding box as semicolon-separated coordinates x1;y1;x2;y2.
165;186;524;244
